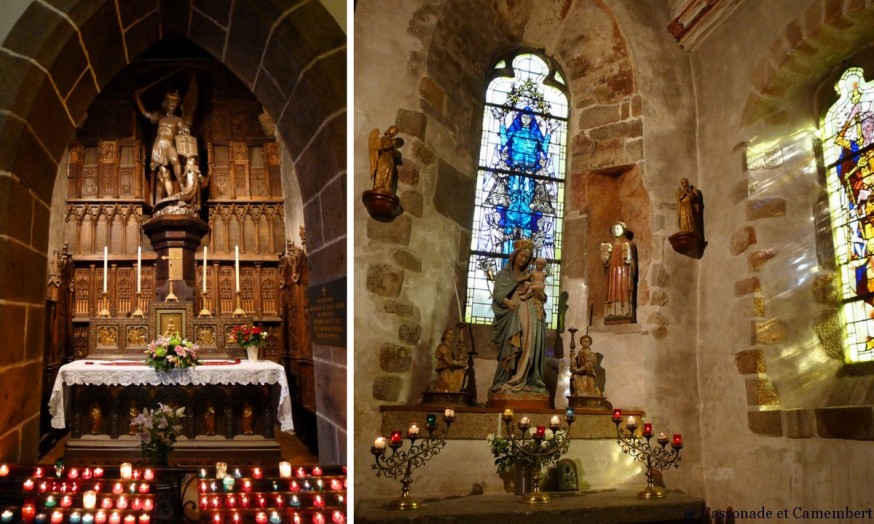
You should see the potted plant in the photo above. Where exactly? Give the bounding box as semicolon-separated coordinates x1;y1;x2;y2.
229;324;268;362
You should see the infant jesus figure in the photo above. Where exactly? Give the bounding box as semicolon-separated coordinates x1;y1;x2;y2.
518;256;548;300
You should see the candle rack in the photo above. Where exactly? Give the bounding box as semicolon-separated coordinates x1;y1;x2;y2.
612;409;683;499
370;411;455;510
500;409;575;504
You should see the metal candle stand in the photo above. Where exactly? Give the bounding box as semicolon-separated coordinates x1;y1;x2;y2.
371;411;455;510
501;408;575;504
612;409;684;499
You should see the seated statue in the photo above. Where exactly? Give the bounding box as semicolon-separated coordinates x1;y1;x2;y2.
570;335;601;397
428;327;467;392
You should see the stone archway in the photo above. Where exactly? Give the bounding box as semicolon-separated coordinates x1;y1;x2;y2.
0;0;345;463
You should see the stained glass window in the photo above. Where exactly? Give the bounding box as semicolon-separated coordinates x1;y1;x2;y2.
822;67;874;363
465;53;568;329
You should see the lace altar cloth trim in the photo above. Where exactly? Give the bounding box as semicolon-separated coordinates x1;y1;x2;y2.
49;360;294;433
92;359;241;366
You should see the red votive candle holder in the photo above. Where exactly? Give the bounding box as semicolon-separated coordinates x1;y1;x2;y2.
313;512;326;524
535;425;546;439
33;467;44;478
138;483;149;494
138;515;150;524
68;468;79;479
23;478;34;491
101;497;114;509
50;510;64;524
612;409;622;422
312;467;322;476
22;504;36;523
255;512;268;524
61;495;74;508
212;514;222;524
672;434;683;447
142;499;153;511
252;468;263;479
143;470;154;481
331;510;345;524
240;494;250;509
389;430;403;446
112;483;123;495
94;511;107;524
643;423;653;437
93;468;104;479
131;498;142;511
295;467;306;479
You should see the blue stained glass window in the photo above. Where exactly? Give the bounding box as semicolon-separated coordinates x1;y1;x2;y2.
465;53;568;329
822;67;874;362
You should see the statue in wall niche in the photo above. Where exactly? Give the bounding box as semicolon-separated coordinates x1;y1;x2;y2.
362;125;404;218
428;327;468;392
204;405;216;436
89;404;102;435
242;404;254;435
600;222;637;323
489;238;548;396
134;74;206;216
128;403;138;436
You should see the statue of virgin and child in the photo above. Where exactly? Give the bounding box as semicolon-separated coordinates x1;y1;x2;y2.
489;238;548;395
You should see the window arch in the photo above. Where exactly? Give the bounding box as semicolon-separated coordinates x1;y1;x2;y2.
464;52;569;329
822;67;874;363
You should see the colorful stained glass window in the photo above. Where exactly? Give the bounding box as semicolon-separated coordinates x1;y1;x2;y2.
822;67;874;363
465;53;568;329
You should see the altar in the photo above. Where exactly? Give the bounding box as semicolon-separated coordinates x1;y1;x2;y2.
49;359;294;464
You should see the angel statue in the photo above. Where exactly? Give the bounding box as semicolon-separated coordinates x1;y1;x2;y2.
135;74;206;216
368;125;403;191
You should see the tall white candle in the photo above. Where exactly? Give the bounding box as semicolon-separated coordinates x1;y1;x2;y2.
103;246;108;293
136;247;142;294
202;247;208;293
235;245;240;292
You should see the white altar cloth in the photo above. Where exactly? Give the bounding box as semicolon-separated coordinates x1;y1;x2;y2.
48;360;294;432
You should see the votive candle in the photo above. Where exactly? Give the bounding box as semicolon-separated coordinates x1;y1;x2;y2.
50;511;63;524
94;511;107;524
672;434;683;447
407;423;419;438
82;491;97;509
1;510;13;522
142;469;154;481
138;516;149;524
119;463;132;480
612;408;622;422
373;437;386;450
278;462;292;479
549;415;560;429
252;467;263;479
0;464;8;476
535;425;546;439
643;423;653;437
215;463;227;479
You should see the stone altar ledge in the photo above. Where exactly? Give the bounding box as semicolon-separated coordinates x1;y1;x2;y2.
381;405;645;439
355;489;706;523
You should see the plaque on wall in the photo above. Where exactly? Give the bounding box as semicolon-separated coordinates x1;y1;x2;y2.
308;277;346;347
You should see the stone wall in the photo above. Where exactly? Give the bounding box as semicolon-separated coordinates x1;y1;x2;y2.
691;0;874;513
354;0;702;500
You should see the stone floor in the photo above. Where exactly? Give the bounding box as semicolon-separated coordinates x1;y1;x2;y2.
355;489;706;523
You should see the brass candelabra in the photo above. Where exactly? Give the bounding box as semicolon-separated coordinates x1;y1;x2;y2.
199;289;212;317
612;409;684;499
500;408;575;504
371;410;455;510
131;291;144;318
233;290;245;317
96;291;111;318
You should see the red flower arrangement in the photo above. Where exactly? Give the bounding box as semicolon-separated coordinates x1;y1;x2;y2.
229;325;268;347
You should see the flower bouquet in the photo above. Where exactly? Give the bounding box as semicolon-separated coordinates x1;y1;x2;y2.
131;404;185;466
145;334;200;371
230;324;268;362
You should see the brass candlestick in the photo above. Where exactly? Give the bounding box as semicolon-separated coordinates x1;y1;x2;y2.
199;289;212;318
371;410;454;510
131;291;144;318
501;408;575;504
232;290;245;317
612;409;683;499
97;291;111;318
